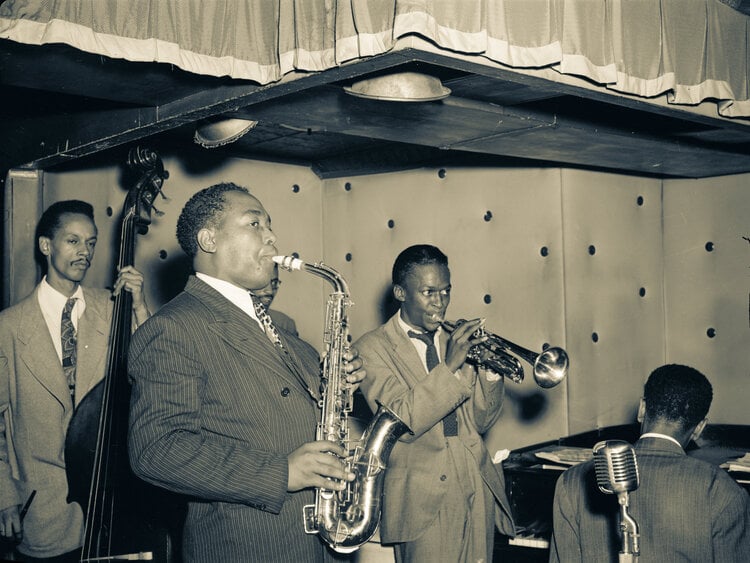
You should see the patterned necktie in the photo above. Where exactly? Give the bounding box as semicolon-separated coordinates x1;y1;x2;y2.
252;296;284;349
408;330;458;436
61;297;77;400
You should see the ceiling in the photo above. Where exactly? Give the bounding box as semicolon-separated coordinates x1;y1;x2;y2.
2;36;750;181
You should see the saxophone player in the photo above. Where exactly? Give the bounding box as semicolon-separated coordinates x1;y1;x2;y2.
354;244;515;563
127;183;365;563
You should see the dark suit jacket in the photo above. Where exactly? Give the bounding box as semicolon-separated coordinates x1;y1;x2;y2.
128;276;333;563
354;313;515;543
550;436;750;562
269;308;298;337
0;284;112;557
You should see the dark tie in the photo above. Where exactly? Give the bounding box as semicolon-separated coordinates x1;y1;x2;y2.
61;297;77;400
408;330;458;437
252;296;284;349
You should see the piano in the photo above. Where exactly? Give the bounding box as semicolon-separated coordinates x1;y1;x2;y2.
493;423;750;563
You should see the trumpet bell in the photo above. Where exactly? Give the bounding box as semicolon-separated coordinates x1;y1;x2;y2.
533;347;569;388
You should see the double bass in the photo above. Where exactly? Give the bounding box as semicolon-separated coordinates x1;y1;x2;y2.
65;147;179;562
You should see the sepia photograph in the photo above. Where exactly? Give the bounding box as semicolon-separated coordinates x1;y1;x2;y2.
0;1;748;562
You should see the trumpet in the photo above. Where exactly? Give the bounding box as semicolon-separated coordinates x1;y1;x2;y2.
440;319;569;388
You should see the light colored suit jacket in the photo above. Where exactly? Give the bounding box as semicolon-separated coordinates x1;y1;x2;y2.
0;284;112;558
550;436;750;562
128;276;334;563
354;313;515;543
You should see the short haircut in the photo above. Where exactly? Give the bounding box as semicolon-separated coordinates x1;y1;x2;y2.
392;244;448;286
176;182;250;257
643;364;713;428
36;200;95;240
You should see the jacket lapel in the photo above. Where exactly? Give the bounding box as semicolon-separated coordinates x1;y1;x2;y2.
382;313;430;386
187;277;318;400
75;287;111;401
18;289;71;410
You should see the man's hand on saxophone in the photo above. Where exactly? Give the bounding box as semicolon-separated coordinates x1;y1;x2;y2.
342;346;366;390
287;441;356;492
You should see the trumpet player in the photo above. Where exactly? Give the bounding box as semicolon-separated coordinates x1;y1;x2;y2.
354;244;515;563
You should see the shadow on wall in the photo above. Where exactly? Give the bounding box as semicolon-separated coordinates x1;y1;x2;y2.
505;387;550;423
377;284;399;326
151;253;193;306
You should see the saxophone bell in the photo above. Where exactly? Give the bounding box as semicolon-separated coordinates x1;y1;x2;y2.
274;255;412;553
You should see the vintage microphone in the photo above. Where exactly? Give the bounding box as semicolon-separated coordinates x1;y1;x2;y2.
593;440;640;562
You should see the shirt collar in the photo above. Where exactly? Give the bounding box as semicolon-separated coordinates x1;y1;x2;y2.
640;432;683;449
397;311;442;338
39;276;86;316
196;271;261;325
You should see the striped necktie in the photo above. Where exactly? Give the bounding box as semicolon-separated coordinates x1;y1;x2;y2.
61;297;77;400
408;330;458;437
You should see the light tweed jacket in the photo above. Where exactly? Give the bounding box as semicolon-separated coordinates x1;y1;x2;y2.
0;284;112;558
354;312;515;543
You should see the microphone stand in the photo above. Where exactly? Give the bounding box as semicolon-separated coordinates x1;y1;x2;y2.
616;491;639;562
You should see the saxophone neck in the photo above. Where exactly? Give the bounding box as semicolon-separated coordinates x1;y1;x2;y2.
273;255;350;295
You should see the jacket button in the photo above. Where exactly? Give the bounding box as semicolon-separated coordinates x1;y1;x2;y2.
280;387;290;397
440;474;447;481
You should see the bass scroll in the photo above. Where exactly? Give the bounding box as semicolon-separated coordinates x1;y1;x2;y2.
273;255;411;553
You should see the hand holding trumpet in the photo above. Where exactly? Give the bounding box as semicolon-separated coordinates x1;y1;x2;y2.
441;318;569;388
442;317;488;373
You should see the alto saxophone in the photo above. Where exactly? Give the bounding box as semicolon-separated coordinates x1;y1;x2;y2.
273;255;411;554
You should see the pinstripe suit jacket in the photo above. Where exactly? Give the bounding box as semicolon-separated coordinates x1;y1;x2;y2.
550;436;750;562
0;284;112;558
354;313;515;544
269;308;298;338
128;276;334;563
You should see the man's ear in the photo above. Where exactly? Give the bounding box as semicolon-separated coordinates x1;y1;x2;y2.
393;284;406;303
690;418;708;443
196;228;216;254
38;236;51;257
636;398;646;423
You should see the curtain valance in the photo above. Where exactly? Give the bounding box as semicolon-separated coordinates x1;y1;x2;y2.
1;0;748;118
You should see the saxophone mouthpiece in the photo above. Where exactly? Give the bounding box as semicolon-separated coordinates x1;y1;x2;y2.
273;255;304;271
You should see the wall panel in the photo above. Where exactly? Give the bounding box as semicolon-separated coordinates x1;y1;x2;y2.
561;170;664;434
664;176;750;424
